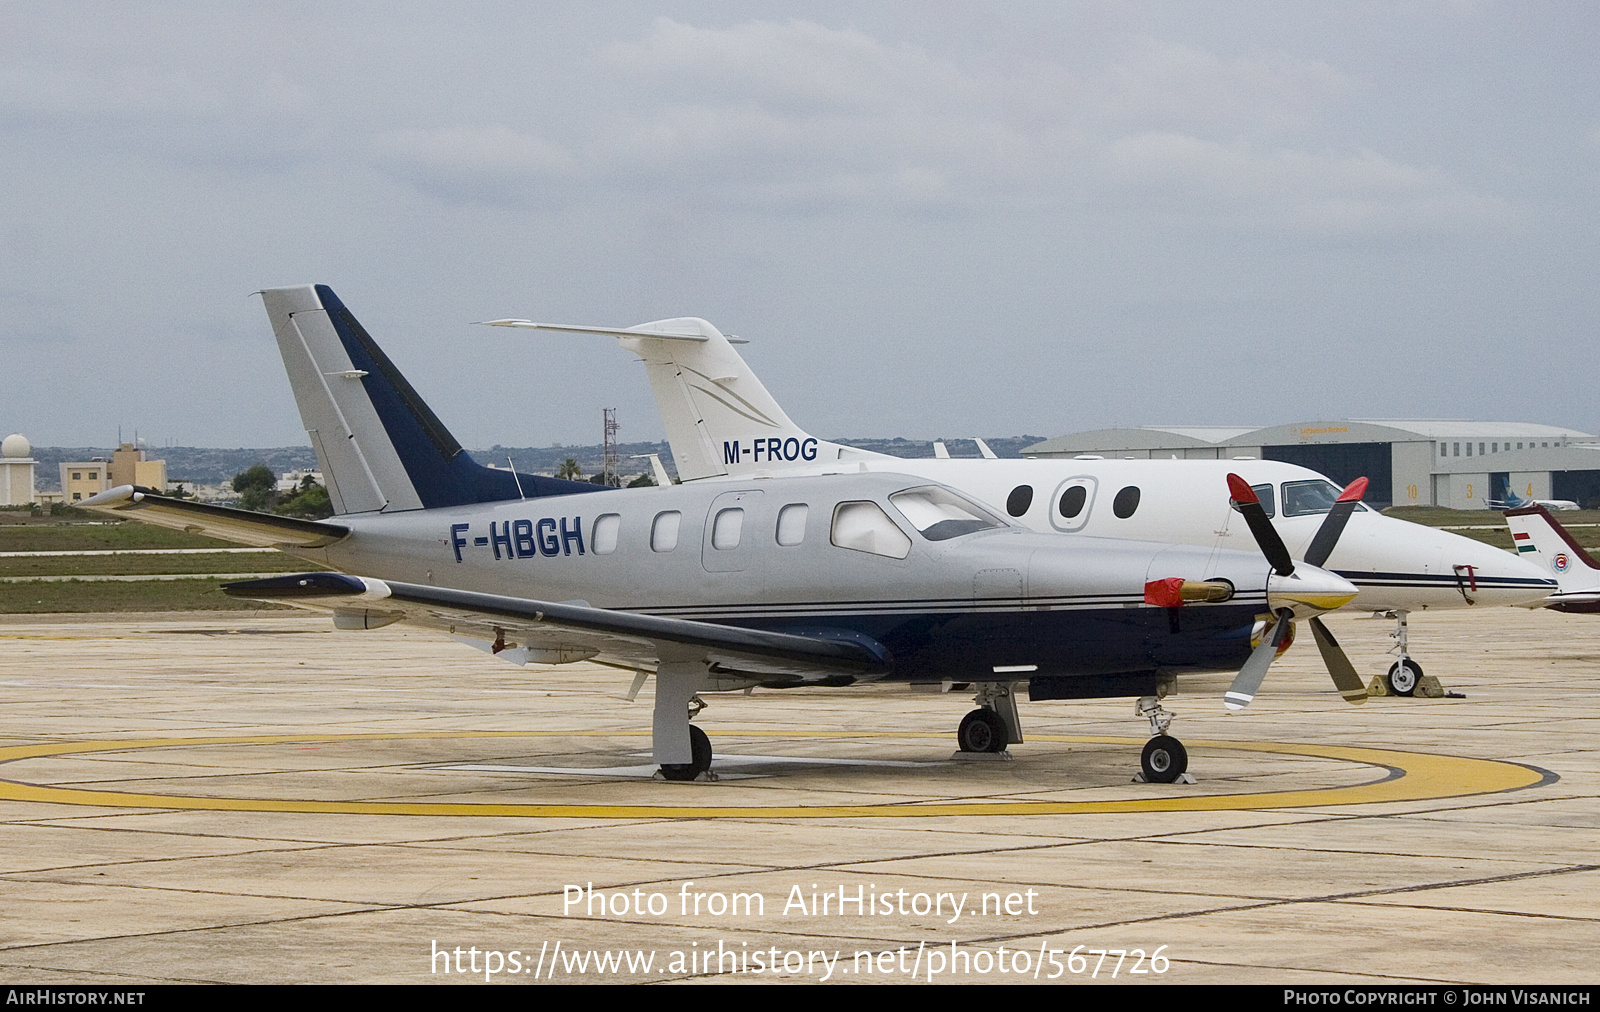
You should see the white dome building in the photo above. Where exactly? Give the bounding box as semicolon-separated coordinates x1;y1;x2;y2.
0;433;37;506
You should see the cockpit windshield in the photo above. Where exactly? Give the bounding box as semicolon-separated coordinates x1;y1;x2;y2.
1281;479;1370;517
888;486;1007;541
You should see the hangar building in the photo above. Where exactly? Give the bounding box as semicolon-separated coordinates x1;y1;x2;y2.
1023;420;1600;510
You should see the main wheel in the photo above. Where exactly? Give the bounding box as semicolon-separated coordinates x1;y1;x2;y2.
1386;660;1422;697
957;708;1008;753
1140;735;1188;783
659;724;713;781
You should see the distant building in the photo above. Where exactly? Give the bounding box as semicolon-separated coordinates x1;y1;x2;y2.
1025;420;1600;510
0;434;37;506
59;459;110;503
109;443;167;490
276;469;323;492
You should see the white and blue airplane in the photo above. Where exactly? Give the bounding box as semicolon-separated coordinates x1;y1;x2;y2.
81;285;1372;784
487;314;1557;697
1490;488;1580;511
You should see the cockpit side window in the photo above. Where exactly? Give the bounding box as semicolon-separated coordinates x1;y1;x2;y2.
1281;479;1369;517
831;501;912;559
888;486;1006;542
1229;483;1276;518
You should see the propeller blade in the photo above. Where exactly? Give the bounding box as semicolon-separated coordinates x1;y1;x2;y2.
1309;616;1368;705
1224;609;1292;711
1227;474;1295;577
1302;476;1370;568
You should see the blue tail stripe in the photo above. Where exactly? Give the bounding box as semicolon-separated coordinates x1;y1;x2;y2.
313;285;606;508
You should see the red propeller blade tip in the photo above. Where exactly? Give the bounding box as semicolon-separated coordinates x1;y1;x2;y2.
1226;473;1258;504
1337;477;1370;503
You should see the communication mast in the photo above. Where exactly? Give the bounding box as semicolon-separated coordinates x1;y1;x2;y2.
602;408;621;487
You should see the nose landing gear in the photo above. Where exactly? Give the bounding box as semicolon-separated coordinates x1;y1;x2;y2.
1134;695;1191;784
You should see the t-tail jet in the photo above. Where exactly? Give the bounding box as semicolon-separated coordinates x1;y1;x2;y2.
78;285;1377;784
488;315;1556;697
1504;505;1600;613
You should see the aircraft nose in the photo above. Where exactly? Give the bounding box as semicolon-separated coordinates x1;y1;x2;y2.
1267;565;1359;615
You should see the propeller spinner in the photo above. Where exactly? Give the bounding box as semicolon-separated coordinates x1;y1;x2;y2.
1222;474;1368;711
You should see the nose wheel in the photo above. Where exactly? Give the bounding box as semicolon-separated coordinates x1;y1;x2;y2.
1140;735;1188;783
1386;659;1422;697
957;708;1009;753
1134;694;1191;783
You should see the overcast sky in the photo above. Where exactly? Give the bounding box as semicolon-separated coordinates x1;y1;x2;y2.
3;2;1597;450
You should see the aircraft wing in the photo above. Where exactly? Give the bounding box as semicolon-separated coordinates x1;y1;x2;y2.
76;485;349;549
221;573;891;681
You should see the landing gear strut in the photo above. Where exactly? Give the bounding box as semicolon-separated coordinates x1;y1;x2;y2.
654;662;714;781
1383;610;1422;696
1135;694;1189;783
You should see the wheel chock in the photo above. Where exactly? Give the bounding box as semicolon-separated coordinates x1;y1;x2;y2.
1132;771;1196;784
950;750;1014;762
1367;674;1448;698
1415;675;1446;698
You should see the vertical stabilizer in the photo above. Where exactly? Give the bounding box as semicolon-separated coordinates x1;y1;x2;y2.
261;285;602;513
1504;505;1600;596
486;315;889;479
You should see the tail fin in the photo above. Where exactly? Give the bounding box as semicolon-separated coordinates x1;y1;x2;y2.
261;285;600;514
1504;504;1600;595
485;316;888;480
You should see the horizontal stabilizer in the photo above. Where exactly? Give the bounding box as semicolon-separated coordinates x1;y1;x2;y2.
76;486;348;549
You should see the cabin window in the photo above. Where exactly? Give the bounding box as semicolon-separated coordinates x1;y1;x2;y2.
776;504;808;546
711;508;744;550
650;511;681;553
831;501;911;559
1005;484;1034;517
1112;485;1141;519
1058;485;1086;518
889;486;1005;541
592;514;620;555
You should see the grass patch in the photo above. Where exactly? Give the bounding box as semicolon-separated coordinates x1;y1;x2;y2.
1382;506;1600;553
0;579;294;613
0;523;238;552
0;554;323;578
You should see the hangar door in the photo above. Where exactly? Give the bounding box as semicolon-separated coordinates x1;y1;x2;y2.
1262;442;1393;508
1553;470;1600;510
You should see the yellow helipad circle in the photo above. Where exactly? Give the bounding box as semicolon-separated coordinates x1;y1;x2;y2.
0;731;1549;819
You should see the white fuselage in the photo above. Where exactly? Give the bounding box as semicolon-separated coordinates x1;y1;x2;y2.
688;456;1554;613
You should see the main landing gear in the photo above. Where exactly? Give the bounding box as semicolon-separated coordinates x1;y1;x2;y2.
654;662;715;781
1135;695;1189;784
956;683;1022;755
